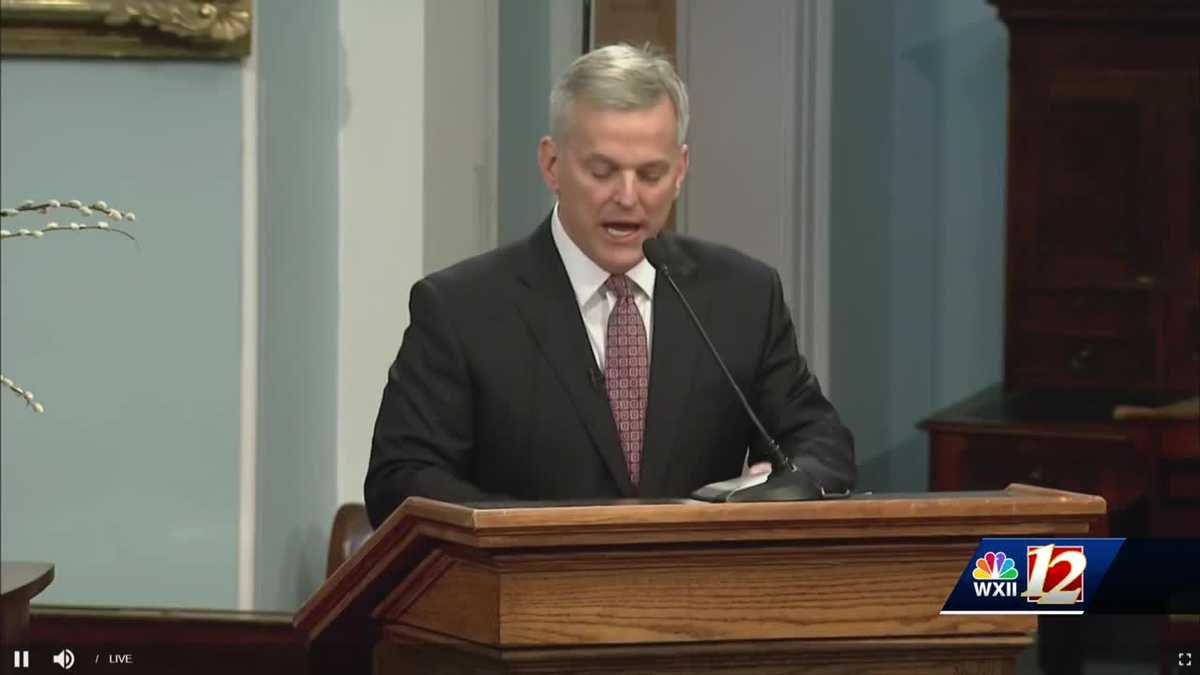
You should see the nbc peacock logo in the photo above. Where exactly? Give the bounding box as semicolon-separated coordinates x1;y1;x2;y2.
972;551;1019;598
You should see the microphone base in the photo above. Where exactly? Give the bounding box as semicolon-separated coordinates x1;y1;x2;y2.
691;469;825;503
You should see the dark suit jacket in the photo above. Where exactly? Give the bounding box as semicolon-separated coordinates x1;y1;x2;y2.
365;218;855;526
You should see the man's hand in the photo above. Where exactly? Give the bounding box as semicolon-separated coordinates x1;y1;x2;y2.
746;461;772;477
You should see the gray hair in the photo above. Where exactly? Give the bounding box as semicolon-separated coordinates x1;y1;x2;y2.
549;43;689;146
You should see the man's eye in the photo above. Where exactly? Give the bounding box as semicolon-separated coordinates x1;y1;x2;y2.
639;170;665;183
588;164;615;178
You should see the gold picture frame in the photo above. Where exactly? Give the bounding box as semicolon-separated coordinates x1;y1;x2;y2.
1;0;251;59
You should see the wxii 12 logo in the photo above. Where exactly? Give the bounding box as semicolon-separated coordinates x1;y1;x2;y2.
1023;544;1086;605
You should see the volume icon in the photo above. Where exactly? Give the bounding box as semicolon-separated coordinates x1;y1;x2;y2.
52;649;75;670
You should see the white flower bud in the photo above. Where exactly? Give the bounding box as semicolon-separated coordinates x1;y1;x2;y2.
17;229;30;235
21;200;34;207
80;207;93;216
0;376;11;385
125;212;136;222
69;222;81;230
32;402;45;414
22;390;34;401
0;230;11;237
94;200;109;210
110;210;124;220
46;222;59;229
32;230;44;238
0;208;17;217
97;221;110;229
67;199;82;208
48;199;61;208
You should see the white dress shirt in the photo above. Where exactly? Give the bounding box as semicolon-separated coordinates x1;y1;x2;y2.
550;204;655;370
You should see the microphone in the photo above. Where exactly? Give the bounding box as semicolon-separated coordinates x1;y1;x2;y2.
642;238;838;502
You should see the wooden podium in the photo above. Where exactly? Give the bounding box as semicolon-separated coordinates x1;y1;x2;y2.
296;484;1104;674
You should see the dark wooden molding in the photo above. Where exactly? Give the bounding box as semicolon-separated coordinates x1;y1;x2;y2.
990;0;1200;22
26;605;310;674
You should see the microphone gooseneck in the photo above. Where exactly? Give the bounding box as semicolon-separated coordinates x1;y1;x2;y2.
642;238;796;475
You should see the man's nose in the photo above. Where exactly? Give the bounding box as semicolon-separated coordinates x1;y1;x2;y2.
614;171;637;208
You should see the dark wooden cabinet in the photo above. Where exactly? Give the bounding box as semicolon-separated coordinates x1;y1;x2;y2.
925;0;1199;538
923;386;1199;537
999;0;1200;394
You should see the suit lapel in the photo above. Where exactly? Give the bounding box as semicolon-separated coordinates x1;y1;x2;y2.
639;234;708;495
512;220;636;497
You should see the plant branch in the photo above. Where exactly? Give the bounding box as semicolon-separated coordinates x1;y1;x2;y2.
1;199;137;223
0;222;139;244
1;196;142;416
0;374;45;414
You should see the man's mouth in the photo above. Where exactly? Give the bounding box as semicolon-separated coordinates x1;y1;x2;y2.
602;221;642;240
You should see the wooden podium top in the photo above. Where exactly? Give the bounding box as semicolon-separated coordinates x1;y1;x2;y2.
393;483;1103;547
296;484;1104;644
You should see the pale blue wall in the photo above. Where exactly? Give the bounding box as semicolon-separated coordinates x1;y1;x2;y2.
498;0;554;244
830;0;1008;492
255;0;339;612
0;59;243;607
0;0;343;612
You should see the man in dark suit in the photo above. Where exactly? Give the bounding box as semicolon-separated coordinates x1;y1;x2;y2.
365;45;854;527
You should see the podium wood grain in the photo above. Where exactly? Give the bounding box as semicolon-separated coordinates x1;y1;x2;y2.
297;484;1105;674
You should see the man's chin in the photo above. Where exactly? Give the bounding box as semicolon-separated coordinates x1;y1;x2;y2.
595;247;645;275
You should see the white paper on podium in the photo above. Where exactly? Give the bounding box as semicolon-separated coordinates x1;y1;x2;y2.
690;470;771;502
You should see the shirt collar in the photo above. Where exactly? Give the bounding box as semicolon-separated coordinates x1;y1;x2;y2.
550;203;656;306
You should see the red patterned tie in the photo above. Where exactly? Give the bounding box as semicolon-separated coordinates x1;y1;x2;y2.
604;275;649;486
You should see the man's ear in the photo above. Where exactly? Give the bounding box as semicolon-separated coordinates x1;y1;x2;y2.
537;136;559;193
674;144;690;197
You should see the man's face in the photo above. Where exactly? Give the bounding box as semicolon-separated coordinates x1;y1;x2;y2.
538;97;689;275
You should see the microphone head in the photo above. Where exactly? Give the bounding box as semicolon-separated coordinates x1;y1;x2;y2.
642;237;668;271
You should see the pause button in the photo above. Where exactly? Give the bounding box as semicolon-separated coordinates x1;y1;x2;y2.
12;650;30;668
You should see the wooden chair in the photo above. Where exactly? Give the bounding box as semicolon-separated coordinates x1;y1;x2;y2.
325;503;373;579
